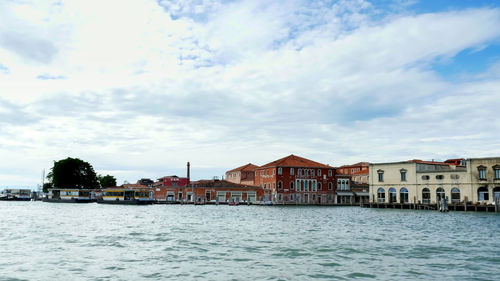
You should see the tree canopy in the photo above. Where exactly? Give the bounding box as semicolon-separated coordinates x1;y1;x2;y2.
98;174;117;188
47;157;99;189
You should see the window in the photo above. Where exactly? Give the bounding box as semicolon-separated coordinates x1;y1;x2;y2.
436;175;444;180
494;165;500;179
451;174;460;180
436;187;446;202
290;194;294;201
328;182;333;190
494;187;500;201
400;187;409;203
312;181;316;191
378;170;384;182
304;181;309;191
298;169;302;177
263;183;266;189
422;188;430;204
328;170;332;177
273;169;275;175
290;182;294;190
278;167;282;175
422;175;430;180
389;188;397;203
278;181;283;190
272;183;275;190
377;188;385;203
290;168;294;175
296;180;300;191
318;169;321;176
400;169;407;181
451;188;460;203
478;166;486;180
478;186;489;201
318;182;322;190
278;193;282;201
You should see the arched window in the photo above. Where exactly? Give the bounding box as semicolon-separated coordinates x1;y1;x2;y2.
389;187;397;203
494;187;500;201
377;188;385;203
451;188;460;203
318;182;322;190
304;181;309;191
478;186;489;201
290;181;294;190
436;187;446;202
328;182;333;190
278;181;283;190
290;168;294;175
400;187;408;203
422;188;430;204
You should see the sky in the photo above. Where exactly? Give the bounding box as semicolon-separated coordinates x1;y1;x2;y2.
1;0;500;188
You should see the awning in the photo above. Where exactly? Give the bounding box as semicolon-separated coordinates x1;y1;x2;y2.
354;192;370;196
336;191;354;196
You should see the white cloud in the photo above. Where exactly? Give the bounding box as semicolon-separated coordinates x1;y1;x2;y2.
0;0;499;186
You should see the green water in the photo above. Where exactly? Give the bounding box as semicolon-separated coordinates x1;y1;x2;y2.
0;202;499;280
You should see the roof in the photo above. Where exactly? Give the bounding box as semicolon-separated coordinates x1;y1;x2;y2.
190;179;261;189
258;154;331;169
338;162;370;168
121;183;149;189
226;163;259;173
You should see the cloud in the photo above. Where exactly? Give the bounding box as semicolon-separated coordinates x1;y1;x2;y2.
0;0;500;187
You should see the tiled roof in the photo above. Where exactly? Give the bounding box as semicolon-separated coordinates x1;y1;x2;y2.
226;163;259;173
258;154;331;169
121;183;149;189
339;162;370;168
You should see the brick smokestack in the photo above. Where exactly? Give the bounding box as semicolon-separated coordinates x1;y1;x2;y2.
187;162;190;181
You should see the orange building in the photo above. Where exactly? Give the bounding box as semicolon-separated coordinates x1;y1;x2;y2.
254;154;336;204
188;179;265;204
225;163;259;185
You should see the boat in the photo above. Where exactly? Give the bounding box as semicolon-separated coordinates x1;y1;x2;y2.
97;188;154;205
0;189;32;201
42;189;94;203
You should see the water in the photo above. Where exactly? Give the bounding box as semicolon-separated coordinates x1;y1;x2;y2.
0;202;499;280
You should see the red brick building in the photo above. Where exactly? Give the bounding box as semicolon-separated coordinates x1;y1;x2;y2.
254;154;336;204
225;163;259;186
153;175;190;201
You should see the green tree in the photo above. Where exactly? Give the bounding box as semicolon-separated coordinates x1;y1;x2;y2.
42;182;53;193
47;157;99;189
98;174;117;188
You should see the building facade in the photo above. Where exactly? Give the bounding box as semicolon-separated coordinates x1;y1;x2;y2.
369;157;500;205
189;179;264;204
153;175;190;201
337;162;370;184
254;154;336;204
225;163;259;186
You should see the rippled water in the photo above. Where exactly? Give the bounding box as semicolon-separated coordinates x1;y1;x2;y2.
0;202;499;280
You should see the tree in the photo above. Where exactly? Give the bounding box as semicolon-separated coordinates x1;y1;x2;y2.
42;183;53;193
47;157;99;189
98;174;117;188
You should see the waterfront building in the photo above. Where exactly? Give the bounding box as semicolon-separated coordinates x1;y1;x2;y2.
188;179;264;204
369;157;500;205
336;174;353;204
153;175;190;201
337;162;370;184
225;163;259;185
254;154;336;204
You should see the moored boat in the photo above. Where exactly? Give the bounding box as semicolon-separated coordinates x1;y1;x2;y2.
97;188;154;205
0;189;32;201
42;189;95;203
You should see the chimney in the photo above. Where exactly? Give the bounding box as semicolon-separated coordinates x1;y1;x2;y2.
187;162;190;181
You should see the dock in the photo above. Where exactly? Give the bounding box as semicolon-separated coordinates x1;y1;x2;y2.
362;202;499;212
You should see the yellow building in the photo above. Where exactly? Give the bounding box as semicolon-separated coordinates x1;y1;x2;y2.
369;157;500;205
